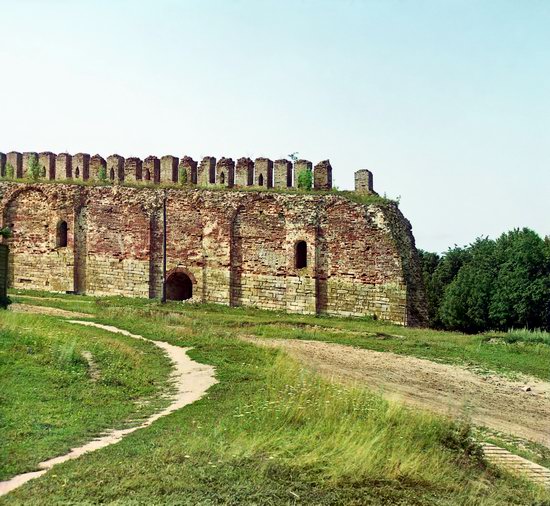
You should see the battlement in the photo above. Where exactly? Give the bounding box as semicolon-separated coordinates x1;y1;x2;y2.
0;151;376;193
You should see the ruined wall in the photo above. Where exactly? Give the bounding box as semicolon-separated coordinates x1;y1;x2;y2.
0;181;427;325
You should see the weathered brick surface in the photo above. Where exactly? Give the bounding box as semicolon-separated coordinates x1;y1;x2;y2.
161;155;178;183
235;157;254;187
90;155;106;181
39;152;56;180
143;156;160;183
254;158;273;188
179;156;197;185
72;153;90;181
107;154;125;183
6;152;22;178
0;182;427;325
216;158;235;187
355;169;374;193
124;157;142;182
314;160;332;190
198;157;216;185
0;153;5;177
274;159;292;188
56;153;72;179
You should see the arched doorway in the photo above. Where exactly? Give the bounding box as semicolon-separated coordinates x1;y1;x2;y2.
166;271;193;301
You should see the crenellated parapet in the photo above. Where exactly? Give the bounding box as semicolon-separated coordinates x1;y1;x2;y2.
354;169;375;194
0;150;376;194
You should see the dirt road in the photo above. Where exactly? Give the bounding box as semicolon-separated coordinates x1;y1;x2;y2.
249;338;550;447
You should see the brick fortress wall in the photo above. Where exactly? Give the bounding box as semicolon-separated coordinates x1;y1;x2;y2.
0;152;427;326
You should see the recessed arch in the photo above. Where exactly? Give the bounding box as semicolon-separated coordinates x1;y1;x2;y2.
295;240;307;269
109;168;115;181
220;172;225;184
166;267;196;301
57;220;68;248
258;174;264;186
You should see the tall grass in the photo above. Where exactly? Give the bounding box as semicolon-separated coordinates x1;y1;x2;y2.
505;328;550;346
220;355;482;486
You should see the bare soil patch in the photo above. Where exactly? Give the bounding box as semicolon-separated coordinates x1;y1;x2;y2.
248;337;550;448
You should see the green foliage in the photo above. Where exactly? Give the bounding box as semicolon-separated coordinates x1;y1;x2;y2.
493;328;550;346
27;155;41;181
296;168;313;191
422;228;550;333
97;165;108;182
4;163;14;179
178;165;187;185
0;226;12;239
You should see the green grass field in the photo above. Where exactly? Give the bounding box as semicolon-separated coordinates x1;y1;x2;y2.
1;290;549;505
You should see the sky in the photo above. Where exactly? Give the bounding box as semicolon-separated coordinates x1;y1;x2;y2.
1;0;548;253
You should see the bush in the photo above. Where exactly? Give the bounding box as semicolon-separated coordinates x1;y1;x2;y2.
98;165;108;182
4;163;14;179
297;169;312;191
27;155;42;181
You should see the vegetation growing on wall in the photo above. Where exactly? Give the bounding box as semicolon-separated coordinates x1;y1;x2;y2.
4;163;14;179
419;228;550;333
27;155;42;181
296;168;313;190
97;165;108;183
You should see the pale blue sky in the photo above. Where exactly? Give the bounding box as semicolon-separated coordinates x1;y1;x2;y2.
1;0;548;252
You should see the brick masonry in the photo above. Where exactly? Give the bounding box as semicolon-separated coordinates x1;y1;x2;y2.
0;181;427;326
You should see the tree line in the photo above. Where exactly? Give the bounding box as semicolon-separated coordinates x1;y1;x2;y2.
419;228;550;333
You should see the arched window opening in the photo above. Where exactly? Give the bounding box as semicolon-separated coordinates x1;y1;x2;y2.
295;240;307;269
220;172;225;184
57;221;68;248
166;271;193;301
109;168;115;180
144;169;151;181
258;173;264;186
75;166;80;178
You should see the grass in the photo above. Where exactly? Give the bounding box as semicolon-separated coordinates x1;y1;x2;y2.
0;178;398;207
0;311;173;481
502;328;550;346
11;289;550;381
2;291;549;504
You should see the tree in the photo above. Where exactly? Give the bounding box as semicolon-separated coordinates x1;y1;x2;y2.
489;228;550;330
439;238;497;333
417;250;440;326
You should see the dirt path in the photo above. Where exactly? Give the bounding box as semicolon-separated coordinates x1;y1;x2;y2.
9;302;90;319
248;338;550;448
0;320;218;497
